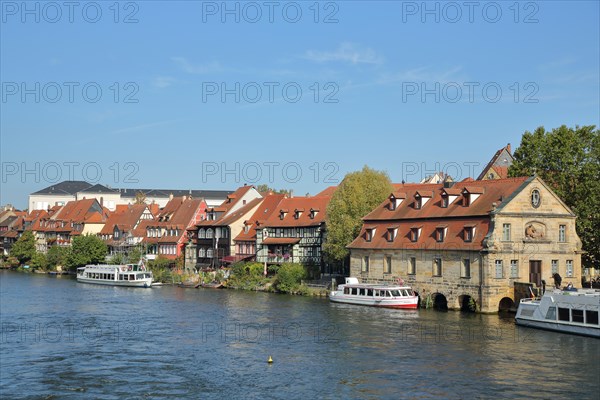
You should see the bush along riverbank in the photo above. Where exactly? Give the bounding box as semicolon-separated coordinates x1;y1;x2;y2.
224;262;327;297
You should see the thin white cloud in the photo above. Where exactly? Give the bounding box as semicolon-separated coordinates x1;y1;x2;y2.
171;57;223;74
378;66;465;84
304;43;383;65
152;76;176;88
109;120;181;135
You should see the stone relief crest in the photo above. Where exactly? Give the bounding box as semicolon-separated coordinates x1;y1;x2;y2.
525;222;545;239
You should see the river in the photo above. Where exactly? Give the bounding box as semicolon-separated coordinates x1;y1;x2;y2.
0;271;598;399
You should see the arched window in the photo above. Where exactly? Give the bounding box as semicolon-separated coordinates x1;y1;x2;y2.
198;248;206;257
199;228;206;239
206;228;214;239
207;248;214;258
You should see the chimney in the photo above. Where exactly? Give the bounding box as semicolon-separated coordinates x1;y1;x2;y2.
507;143;511;154
289;189;293;198
169;193;173;201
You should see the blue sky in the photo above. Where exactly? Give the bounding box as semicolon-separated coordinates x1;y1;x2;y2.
1;0;599;208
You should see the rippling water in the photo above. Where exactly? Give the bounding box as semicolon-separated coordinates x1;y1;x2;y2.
1;271;598;399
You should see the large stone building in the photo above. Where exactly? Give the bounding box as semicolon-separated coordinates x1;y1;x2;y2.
348;176;582;313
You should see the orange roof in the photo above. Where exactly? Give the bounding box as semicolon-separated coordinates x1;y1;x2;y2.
349;218;489;250
363;177;530;220
315;186;337;197
263;196;331;228
349;176;533;250
234;193;286;242
99;204;150;235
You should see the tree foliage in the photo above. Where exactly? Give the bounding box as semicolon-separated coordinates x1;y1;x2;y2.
509;125;600;268
274;263;307;294
66;234;108;270
324;166;394;262
30;252;48;270
256;184;290;195
10;231;36;264
47;245;70;270
134;191;147;204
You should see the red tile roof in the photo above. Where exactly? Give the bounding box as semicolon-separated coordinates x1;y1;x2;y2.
315;186;337;197
262;196;331;228
233;193;287;242
349;177;532;251
99;204;150;235
362;177;530;220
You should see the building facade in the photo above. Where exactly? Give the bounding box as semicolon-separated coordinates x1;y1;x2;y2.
348;176;582;313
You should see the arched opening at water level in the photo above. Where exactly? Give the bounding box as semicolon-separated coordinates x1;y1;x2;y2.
459;295;476;312
433;293;448;311
498;297;515;313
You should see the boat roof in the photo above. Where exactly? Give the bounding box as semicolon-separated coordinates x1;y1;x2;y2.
341;283;413;290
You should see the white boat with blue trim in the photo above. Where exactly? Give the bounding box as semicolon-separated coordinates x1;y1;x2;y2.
515;287;600;337
77;261;153;288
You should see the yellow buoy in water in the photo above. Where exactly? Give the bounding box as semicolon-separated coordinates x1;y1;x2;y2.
267;356;273;363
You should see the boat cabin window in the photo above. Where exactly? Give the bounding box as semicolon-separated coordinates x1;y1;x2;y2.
391;290;401;297
366;289;373;296
344;287;349;295
358;288;365;296
572;309;584;323
545;306;556;320
585;310;599;325
130;274;135;281
351;288;357;295
558;308;570;322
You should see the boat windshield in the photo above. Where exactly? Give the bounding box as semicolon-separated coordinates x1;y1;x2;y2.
391;289;401;297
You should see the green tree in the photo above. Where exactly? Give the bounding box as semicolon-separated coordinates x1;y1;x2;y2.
256;184;290;195
30;252;48;271
127;246;143;264
66;234;108;270
509;125;600;268
274;263;307;294
10;231;36;264
47;245;69;270
109;253;126;265
324;166;394;263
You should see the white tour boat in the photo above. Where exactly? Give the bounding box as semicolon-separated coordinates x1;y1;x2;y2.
515;288;600;337
329;277;419;309
77;261;153;288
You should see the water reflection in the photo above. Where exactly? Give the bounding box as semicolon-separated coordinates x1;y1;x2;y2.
1;271;598;399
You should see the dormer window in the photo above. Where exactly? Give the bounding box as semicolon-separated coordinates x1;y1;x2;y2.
414;191;432;209
310;208;319;219
436;226;447;242
464;226;475;242
244;224;250;233
279;210;288;220
365;228;376;242
410;227;421;242
441;194;448;208
387;228;398;242
462;187;483;206
294;209;304;219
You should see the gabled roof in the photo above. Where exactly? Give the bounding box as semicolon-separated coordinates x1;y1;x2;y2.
477;144;514;180
262;196;331;228
362;177;531;221
348;218;490;250
234;193;287;242
99;204;151;235
315;186;337;197
78;184;119;194
32;181;92;195
53;198;108;224
205;185;257;216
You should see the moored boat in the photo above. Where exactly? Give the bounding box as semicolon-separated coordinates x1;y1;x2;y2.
329;277;418;309
77;261;152;288
515;288;600;337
